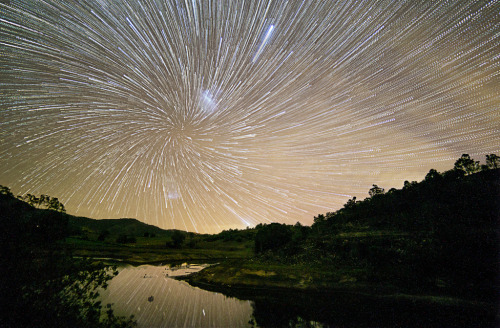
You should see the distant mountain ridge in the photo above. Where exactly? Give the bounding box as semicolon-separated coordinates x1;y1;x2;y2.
0;188;182;238
67;216;174;237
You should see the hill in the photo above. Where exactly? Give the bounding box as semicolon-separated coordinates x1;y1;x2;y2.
0;186;256;263
185;159;500;309
68;216;172;238
0;184;192;239
0;188;173;238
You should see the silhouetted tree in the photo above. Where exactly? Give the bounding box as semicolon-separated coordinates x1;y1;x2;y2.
424;169;441;181
171;230;186;248
454;154;479;175
403;180;418;189
485;154;499;169
17;193;66;212
344;197;357;209
0;185;14;197
313;214;325;224
255;223;292;254
368;184;384;197
39;194;48;208
22;193;39;207
290;223;310;253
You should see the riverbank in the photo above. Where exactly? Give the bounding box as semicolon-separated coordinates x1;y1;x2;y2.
177;260;499;328
179;259;498;309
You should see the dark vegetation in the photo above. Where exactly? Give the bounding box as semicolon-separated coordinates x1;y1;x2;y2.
68;216;170;241
0;186;136;327
0;187;255;325
64;217;254;263
166;230;185;248
1;153;498;327
185;154;500;312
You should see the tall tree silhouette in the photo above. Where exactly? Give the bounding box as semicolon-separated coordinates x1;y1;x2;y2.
454;154;479;175
485;154;499;169
368;184;384;197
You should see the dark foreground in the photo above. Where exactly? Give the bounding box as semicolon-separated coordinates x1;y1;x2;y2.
1;155;499;327
179;263;498;328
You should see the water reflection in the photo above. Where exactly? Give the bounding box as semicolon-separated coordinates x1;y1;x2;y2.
101;264;496;328
99;264;253;327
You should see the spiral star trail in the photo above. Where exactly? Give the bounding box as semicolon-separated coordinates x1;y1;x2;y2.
1;0;499;233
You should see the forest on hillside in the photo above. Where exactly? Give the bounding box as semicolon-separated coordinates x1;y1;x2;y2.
246;154;499;302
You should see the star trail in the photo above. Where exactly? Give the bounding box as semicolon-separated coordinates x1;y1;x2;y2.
1;0;499;233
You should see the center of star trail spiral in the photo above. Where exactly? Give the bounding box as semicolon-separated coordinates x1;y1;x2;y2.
0;0;499;233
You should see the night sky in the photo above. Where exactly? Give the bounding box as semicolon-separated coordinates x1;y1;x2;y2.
1;0;499;233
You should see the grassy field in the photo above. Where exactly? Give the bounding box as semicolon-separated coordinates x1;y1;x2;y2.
63;235;254;264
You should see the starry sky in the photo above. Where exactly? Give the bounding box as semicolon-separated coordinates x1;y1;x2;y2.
1;0;499;233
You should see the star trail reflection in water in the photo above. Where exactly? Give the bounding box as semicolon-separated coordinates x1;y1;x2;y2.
99;264;253;327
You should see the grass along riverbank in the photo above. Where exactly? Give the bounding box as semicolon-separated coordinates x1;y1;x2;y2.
180;259;497;310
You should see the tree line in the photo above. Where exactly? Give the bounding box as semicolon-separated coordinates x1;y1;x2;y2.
0;186;66;213
251;153;499;302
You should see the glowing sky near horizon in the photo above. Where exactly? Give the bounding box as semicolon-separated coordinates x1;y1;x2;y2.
1;0;499;233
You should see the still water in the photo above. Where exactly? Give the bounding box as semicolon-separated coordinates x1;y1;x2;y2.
99;264;253;327
101;264;496;328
